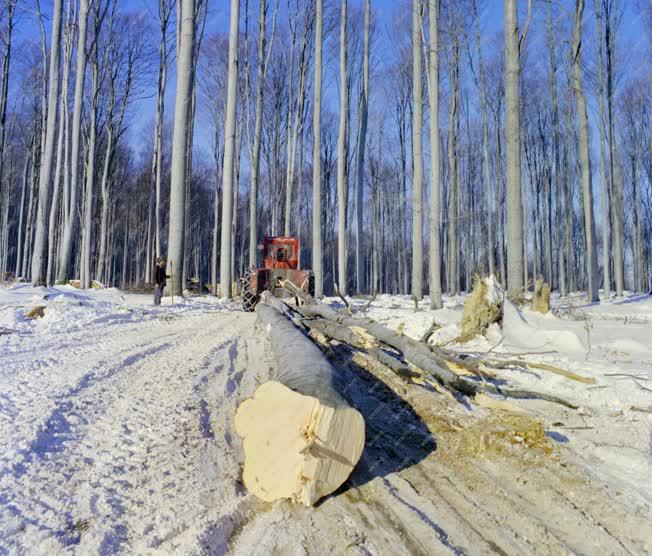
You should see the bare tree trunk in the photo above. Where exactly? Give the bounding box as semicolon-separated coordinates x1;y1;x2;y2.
0;1;14;223
411;0;423;299
211;127;221;294
632;150;643;291
15;138;33;278
283;12;297;237
446;31;460;295
147;0;172;283
248;0;277;267
96;127;114;284
31;0;63;286
572;0;599;301
504;0;523;296
471;0;494;278
23;149;39;280
46;0;74;284
58;0;89;284
427;0;441;308
312;0;323;298
594;0;611;298
494;107;506;287
168;0;197;296
47;10;72;286
219;0;240;298
336;0;348;295
355;0;370;294
604;0;623;296
548;3;565;295
80;5;107;291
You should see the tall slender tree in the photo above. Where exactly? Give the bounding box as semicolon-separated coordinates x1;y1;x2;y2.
167;0;198;296
504;0;523;296
594;0;610;298
427;0;441;308
572;0;599;301
31;0;63;286
355;0;370;294
248;0;278;267
411;0;423;299
0;0;14;216
312;0;323;298
604;0;624;296
336;0;348;295
219;0;240;298
472;0;494;278
58;0;90;284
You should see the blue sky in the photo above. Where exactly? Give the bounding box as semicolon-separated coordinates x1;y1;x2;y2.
8;0;649;168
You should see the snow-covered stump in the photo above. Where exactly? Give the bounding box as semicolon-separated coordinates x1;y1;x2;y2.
235;303;365;507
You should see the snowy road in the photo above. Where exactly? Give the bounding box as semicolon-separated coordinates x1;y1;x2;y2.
1;285;651;554
1;288;271;553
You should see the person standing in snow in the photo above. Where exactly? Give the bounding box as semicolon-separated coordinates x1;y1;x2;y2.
154;257;170;305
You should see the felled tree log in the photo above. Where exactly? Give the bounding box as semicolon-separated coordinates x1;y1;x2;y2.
280;280;578;408
281;280;479;395
304;318;419;379
235;303;365;507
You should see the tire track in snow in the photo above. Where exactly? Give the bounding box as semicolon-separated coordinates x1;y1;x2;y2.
0;311;259;554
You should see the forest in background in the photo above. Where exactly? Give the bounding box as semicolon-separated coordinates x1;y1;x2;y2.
0;0;650;303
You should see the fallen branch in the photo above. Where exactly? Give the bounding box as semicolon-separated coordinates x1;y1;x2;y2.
334;283;353;315
485;359;596;385
280;280;578;409
419;318;442;343
604;373;650;381
359;293;377;314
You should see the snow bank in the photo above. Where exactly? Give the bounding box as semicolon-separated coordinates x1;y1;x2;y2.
502;299;588;359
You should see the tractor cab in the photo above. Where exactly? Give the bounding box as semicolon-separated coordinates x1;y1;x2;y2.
241;236;314;312
263;236;299;270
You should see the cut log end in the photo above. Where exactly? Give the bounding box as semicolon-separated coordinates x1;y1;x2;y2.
235;380;365;507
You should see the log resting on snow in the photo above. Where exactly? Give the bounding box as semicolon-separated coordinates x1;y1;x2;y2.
235;302;365;507
281;280;578;408
281;279;478;395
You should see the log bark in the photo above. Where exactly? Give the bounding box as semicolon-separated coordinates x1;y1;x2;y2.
282;280;478;395
280;279;579;409
235;303;365;507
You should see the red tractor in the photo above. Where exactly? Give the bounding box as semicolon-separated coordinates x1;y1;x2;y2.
241;236;314;311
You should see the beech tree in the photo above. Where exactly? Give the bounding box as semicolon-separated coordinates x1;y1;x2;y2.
572;0;599;301
411;0;423;300
354;0;370;295
427;0;441;308
31;0;63;286
503;0;523;297
58;0;90;284
312;0;323;298
168;0;198;296
0;0;649;301
219;0;240;298
336;0;348;296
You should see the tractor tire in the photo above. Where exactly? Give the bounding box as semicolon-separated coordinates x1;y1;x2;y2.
241;268;260;312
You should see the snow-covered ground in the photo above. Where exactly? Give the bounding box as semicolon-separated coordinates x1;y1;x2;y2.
1;283;651;554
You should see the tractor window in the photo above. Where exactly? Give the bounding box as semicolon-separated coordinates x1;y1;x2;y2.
275;247;287;262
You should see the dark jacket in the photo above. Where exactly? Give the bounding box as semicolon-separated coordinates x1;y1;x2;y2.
155;265;168;287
